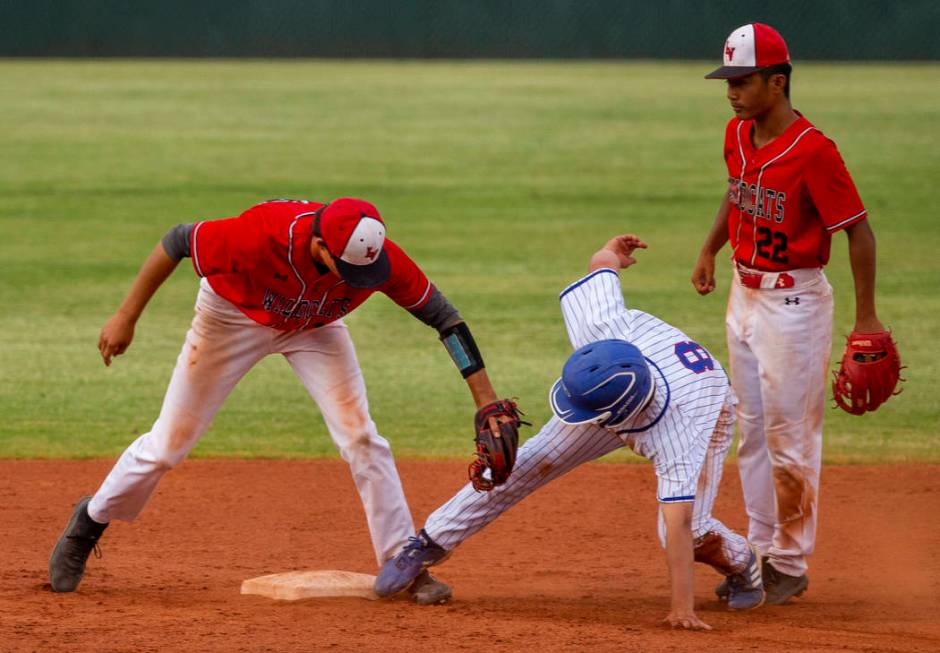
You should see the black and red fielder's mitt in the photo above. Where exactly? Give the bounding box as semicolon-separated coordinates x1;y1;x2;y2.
832;330;903;415
469;399;526;491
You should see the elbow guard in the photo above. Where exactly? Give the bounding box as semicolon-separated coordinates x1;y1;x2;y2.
440;322;485;378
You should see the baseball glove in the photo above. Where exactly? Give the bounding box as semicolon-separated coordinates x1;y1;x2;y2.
469;399;527;491
832;330;903;415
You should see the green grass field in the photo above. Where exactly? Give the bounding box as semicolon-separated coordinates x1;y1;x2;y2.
1;60;937;462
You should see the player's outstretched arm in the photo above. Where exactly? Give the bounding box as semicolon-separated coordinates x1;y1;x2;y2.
435;316;524;491
588;234;648;272
405;275;524;490
98;242;179;366
410;289;509;411
661;502;712;631
691;195;732;296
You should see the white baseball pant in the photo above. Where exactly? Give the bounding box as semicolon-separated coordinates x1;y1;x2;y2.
726;265;833;576
87;280;414;564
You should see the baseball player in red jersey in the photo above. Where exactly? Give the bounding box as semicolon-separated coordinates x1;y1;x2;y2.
48;198;515;605
691;24;887;605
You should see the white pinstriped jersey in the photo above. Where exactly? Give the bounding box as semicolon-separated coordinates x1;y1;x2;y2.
422;267;744;558
560;269;733;503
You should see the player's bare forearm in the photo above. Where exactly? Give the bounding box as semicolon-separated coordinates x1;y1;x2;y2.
465;368;499;408
691;195;731;296
588;235;648;272
845;219;884;333
116;243;179;319
661;502;711;631
700;195;732;257
99;242;180;366
663;503;695;613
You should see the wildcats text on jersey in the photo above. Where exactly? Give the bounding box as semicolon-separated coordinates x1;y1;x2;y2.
728;177;786;223
261;288;352;322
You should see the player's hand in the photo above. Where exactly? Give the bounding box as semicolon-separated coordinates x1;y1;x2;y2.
470;399;525;491
486;411;517;434
691;253;716;295
589;234;648;271
662;610;713;631
604;234;648;267
98;312;136;366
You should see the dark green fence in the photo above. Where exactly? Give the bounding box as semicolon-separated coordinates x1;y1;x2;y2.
2;0;937;59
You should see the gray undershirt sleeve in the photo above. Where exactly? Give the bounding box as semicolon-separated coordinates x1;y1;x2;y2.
411;285;463;333
161;223;195;261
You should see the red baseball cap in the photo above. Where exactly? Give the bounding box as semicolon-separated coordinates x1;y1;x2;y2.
705;23;790;80
315;198;390;288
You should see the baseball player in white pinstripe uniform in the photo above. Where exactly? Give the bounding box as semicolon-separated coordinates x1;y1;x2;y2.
375;235;763;630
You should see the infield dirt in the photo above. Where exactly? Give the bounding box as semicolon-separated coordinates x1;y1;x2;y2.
2;460;937;652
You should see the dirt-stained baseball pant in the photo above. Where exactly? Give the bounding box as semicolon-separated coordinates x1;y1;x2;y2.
87;279;414;564
425;391;751;575
726;265;833;577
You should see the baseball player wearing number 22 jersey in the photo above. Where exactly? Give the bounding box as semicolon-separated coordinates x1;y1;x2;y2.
49;198;516;605
374;235;764;631
693;24;888;605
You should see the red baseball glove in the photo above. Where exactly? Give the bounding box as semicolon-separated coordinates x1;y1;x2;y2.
832;330;903;415
469;399;527;491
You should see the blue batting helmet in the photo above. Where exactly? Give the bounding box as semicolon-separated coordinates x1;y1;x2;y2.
549;339;655;428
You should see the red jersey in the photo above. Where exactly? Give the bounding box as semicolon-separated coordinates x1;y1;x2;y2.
189;200;432;331
723;113;867;271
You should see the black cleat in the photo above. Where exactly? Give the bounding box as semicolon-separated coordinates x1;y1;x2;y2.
715;576;730;600
409;569;452;605
762;559;809;605
49;496;108;592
